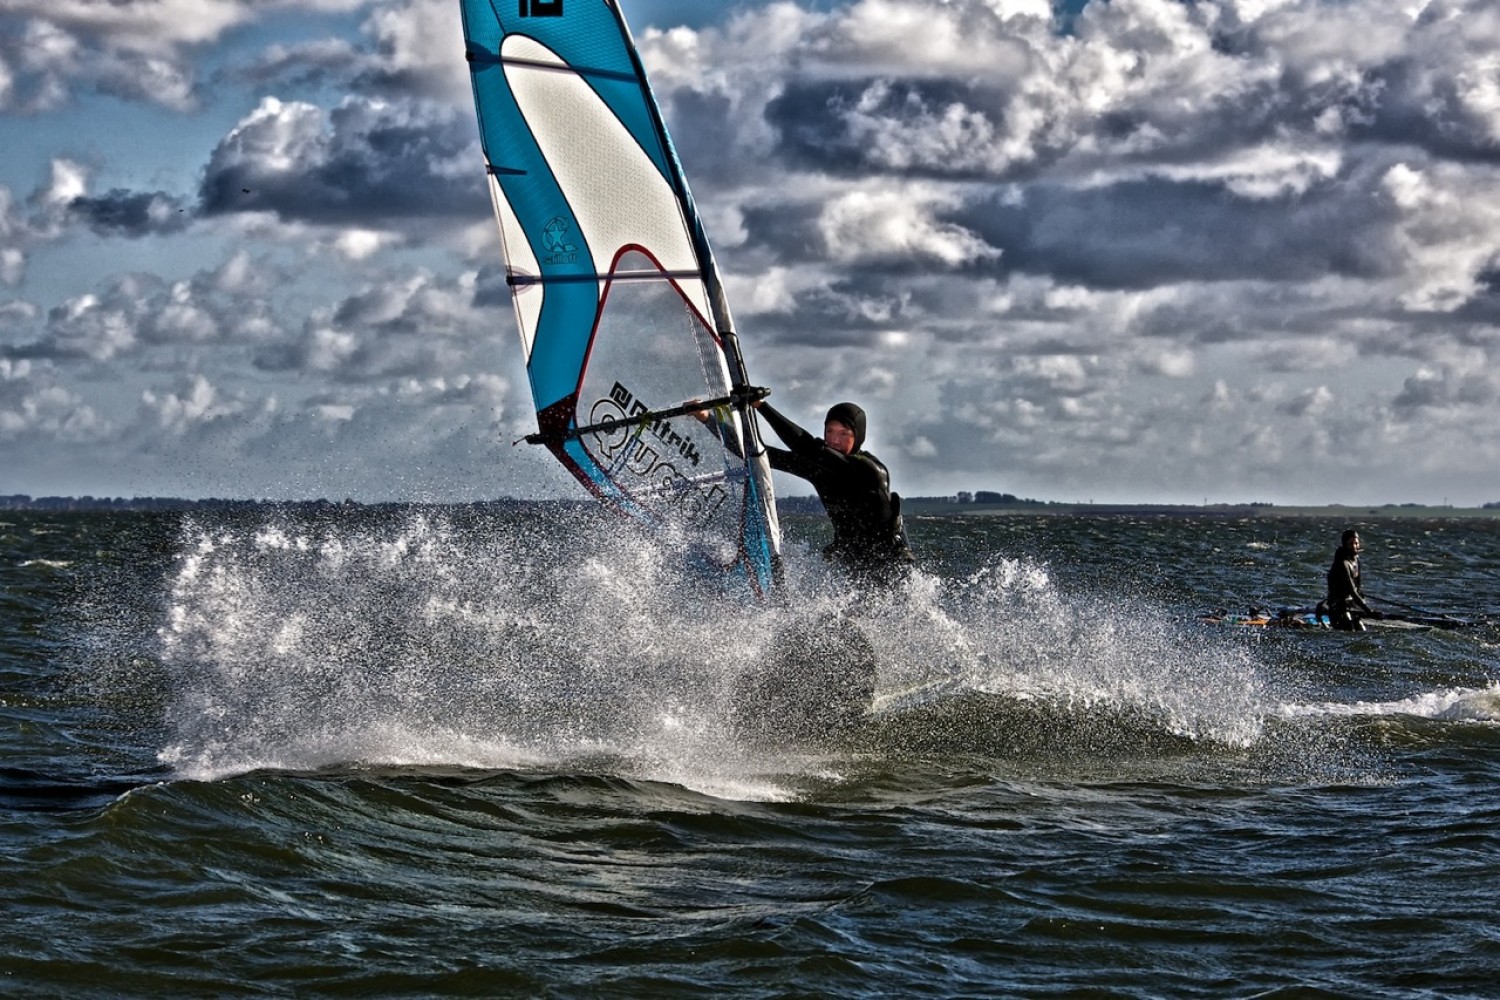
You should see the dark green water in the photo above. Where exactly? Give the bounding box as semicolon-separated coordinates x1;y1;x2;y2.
4;507;1499;997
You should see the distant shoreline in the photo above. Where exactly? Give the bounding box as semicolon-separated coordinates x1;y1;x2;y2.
4;494;1498;518
899;498;1500;519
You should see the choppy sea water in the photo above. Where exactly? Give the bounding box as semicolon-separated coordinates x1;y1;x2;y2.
4;505;1499;997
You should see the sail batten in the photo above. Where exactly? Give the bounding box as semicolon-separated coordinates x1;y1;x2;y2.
469;49;642;85
508;268;708;286
460;0;781;598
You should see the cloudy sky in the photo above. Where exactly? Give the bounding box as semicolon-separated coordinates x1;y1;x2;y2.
2;0;1498;506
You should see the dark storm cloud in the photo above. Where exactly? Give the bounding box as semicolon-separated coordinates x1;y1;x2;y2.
1215;1;1500;164
68;189;191;238
233;39;451;104
660;89;762;189
749;277;916;348
1359;74;1500;165
725;159;1407;307
961;172;1401;289
231;39;363;93
198;98;484;226
688;0;1500;322
1392;366;1499;415
471;265;512;310
766;78;1006;180
758;66;1343;190
1454;268;1500;324
735;200;836;267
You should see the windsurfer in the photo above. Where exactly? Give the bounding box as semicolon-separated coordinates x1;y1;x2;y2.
696;398;914;583
1318;529;1378;631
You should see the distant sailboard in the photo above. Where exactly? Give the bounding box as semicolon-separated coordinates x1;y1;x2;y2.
460;0;780;597
1199;606;1486;632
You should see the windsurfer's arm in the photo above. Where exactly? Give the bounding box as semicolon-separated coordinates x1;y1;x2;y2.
690;402;743;457
690;399;795;469
757;402;821;455
757;401;845;479
1352;577;1373;614
1328;558;1372;613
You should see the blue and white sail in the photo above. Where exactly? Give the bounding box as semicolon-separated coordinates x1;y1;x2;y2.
460;0;780;598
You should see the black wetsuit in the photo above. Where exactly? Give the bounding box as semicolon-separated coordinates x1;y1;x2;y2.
755;403;914;580
1325;547;1372;631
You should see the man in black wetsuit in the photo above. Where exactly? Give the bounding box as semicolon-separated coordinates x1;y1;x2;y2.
697;397;913;583
1321;529;1377;631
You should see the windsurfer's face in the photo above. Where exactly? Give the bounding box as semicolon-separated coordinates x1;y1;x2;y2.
823;420;857;455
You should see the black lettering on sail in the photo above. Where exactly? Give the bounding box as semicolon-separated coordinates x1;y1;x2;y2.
519;0;563;17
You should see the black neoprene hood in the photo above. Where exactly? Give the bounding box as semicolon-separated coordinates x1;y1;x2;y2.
825;402;866;450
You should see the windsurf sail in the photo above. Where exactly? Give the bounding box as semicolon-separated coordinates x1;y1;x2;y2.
459;0;780;598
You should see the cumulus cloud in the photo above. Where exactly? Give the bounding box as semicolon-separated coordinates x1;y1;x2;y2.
1278;384;1335;417
7;253;286;363
817;184;1003;266
27;159;90;238
40;287;143;362
254;268;492;382
0;185;20;240
358;0;471;101
141;373;250;435
0;360;110;442
0;247;22;287
235;0;468;102
1377;161;1500;312
0;0;368;112
0;298;36;330
1138;347;1196;378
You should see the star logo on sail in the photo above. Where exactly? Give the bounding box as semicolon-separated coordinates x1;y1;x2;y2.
541;216;578;265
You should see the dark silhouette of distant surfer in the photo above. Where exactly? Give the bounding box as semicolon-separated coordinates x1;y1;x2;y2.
697;397;913;584
1319;529;1378;630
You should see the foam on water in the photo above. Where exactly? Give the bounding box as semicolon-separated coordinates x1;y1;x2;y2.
868;556;1268;746
1278;682;1500;724
155;509;1273;795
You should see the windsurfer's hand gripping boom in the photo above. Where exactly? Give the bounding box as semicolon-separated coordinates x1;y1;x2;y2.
528;386;770;446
